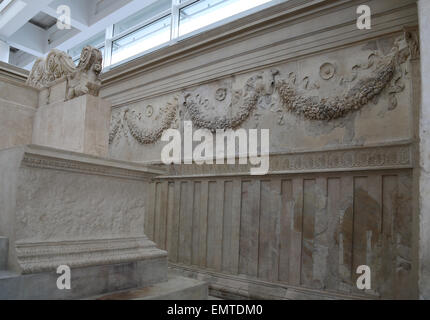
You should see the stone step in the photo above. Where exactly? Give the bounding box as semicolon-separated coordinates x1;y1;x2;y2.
92;275;208;300
0;237;8;270
0;271;18;280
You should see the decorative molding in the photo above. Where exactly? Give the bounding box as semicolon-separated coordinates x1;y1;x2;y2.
157;143;413;178
0;61;30;85
16;237;167;274
169;263;374;300
26;46;102;101
21;146;164;180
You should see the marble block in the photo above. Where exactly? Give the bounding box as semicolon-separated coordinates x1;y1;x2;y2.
0;144;166;275
0;237;8;270
32;94;111;157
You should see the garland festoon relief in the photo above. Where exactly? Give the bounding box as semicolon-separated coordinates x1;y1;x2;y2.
109;31;418;145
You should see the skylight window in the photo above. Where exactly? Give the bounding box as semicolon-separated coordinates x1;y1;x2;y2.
60;0;279;69
68;31;106;60
111;15;171;65
178;0;273;37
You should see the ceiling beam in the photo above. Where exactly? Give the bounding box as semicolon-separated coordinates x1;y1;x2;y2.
41;0;90;31
0;0;162;63
7;23;47;57
0;0;55;38
51;0;160;52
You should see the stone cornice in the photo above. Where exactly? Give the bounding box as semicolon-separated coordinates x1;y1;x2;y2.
156;142;414;179
16;236;167;274
19;144;165;180
0;61;32;88
169;263;376;300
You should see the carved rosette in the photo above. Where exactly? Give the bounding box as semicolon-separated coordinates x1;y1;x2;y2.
109;32;415;145
276;33;413;120
276;59;396;120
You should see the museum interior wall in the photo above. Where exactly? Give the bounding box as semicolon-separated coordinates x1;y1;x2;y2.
0;62;37;150
0;47;178;300
100;0;421;299
0;0;425;300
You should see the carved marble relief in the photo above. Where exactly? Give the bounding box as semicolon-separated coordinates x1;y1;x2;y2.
184;69;278;131
27;46;103;101
277;34;411;120
109;97;178;145
109;32;418;146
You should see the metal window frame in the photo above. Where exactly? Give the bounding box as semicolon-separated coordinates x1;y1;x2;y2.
0;0;13;13
102;8;173;70
88;0;281;70
174;0;282;42
172;0;199;39
110;9;173;43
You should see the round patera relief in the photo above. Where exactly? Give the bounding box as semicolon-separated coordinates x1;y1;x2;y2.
145;105;154;117
215;88;227;101
319;62;336;80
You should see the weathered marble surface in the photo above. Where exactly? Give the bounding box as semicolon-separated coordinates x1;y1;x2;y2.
0;66;37;150
0;145;165;274
418;0;430;300
0;237;8;270
94;275;208;300
108;33;416;163
0;259;167;300
32;94;111;157
100;0;422;301
27;46;102;101
147;169;415;299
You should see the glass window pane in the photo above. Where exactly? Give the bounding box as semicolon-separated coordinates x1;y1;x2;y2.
111;15;171;65
99;46;105;58
113;0;171;36
179;0;272;37
68;32;105;58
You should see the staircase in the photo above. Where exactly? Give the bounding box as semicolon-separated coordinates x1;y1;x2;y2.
0;236;208;300
91;275;208;300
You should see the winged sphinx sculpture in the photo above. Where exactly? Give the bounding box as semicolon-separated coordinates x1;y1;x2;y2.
26;46;103;101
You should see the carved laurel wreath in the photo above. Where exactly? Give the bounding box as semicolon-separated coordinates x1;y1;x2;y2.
109;32;417;145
